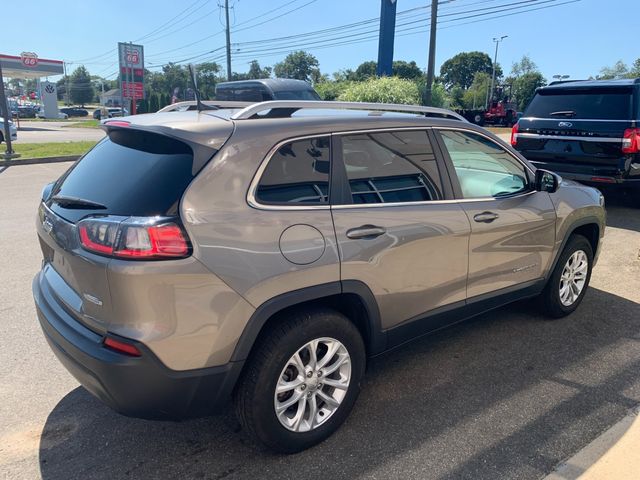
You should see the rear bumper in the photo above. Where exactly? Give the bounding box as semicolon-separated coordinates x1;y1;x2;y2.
527;160;640;188
33;271;243;420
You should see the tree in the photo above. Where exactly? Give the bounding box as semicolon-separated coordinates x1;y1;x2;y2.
149;93;159;113
273;51;320;82
511;55;538;77
354;61;378;81
197;62;222;98
392;60;423;80
598;60;629;79
439;51;501;90
315;81;352;100
69;65;94;106
338;77;420;105
462;72;491;109
353;60;423;81
247;60;272;79
512;72;546;111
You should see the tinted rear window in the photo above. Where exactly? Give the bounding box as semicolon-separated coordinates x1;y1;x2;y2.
49;130;196;223
525;88;633;120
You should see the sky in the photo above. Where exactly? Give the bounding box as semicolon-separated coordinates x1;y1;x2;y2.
2;0;637;82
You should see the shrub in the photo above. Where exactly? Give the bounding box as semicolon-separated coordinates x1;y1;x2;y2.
338;76;420;105
315;81;352;100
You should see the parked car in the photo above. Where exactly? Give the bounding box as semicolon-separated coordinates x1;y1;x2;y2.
93;107;128;120
17;106;37;118
512;78;640;198
60;107;89;117
0;117;18;143
34;100;605;453
35;108;68;119
215;78;321;102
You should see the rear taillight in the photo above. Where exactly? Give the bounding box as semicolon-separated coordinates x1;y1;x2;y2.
622;128;640;154
78;217;190;259
510;122;519;146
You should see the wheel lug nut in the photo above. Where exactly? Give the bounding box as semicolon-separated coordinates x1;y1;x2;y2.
301;384;306;390
307;371;313;378
317;371;322;377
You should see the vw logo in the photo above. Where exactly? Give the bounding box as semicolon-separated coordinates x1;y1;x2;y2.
558;121;573;128
45;84;55;94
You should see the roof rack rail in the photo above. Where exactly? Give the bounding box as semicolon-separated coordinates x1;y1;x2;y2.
230;100;467;122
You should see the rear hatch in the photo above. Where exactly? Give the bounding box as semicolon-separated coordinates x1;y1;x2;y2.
36;124;225;332
515;85;635;171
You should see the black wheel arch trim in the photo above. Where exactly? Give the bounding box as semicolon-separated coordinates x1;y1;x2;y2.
547;215;602;280
230;280;386;363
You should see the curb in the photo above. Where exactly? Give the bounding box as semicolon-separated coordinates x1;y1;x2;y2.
0;155;79;167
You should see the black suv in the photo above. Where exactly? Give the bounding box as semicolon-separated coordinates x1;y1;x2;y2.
512;79;640;195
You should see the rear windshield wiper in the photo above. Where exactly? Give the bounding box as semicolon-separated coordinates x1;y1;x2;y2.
51;195;107;209
549;110;576;117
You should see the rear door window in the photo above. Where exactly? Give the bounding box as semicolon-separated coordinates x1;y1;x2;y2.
340;130;444;204
49;130;196;223
525;88;633;120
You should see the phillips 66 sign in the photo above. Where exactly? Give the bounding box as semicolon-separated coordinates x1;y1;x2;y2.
118;42;145;100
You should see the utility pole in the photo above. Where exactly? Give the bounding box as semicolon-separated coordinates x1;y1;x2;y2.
487;35;507;109
63;61;70;106
424;0;439;106
0;61;17;159
225;0;232;81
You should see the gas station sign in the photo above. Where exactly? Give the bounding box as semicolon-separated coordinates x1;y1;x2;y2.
118;43;145;100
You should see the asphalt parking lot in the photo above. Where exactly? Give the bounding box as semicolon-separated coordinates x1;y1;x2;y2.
1;163;639;480
14;121;105;143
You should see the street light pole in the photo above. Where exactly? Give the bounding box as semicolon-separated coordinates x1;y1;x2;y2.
487;35;507;109
225;0;232;81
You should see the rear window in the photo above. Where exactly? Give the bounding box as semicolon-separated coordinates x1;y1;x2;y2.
525;88;633;120
49;130;196;223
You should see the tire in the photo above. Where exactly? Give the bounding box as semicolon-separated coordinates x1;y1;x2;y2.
540;234;593;318
234;308;366;453
0;132;4;144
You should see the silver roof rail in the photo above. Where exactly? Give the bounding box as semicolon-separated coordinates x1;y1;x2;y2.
230;100;467;122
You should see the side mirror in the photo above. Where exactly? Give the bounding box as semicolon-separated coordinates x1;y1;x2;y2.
534;169;559;193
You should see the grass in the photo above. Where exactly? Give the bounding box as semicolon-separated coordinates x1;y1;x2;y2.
65;120;100;128
11;141;97;159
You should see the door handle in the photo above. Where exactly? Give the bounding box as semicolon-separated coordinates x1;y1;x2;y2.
346;225;387;239
473;211;500;223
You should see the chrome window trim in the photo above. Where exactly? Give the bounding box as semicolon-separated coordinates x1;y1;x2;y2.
247;127;539;211
247;133;332;211
514;133;623;143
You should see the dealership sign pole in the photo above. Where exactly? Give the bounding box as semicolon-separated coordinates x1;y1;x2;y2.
118;42;144;116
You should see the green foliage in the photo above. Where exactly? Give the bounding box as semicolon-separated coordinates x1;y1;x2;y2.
69;66;94;106
273;51;320;82
149;93;159;113
137;98;148;114
197;62;221;98
338;76;420;105
354;61;378;80
511;55;538;77
353;60;423;81
512;72;546;111
315;81;352;101
462;72;491;109
449;85;465;108
597;59;640;80
440;51;501;90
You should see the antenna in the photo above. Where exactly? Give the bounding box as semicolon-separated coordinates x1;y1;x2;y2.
188;64;217;112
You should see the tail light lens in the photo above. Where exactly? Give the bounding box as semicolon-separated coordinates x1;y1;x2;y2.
78;217;190;260
622;128;640;154
510;122;519;146
104;336;141;356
